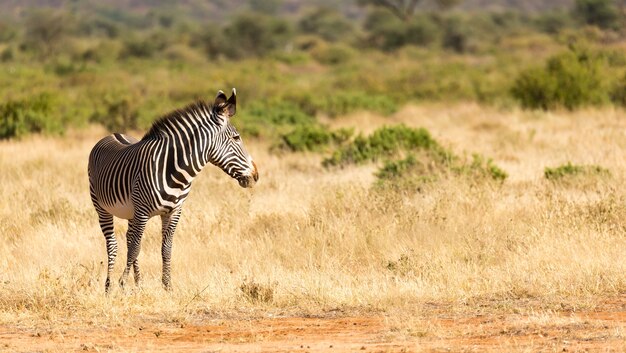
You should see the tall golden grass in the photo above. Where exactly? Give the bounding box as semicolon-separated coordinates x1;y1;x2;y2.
0;104;624;326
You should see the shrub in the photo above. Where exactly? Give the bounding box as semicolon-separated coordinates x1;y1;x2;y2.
573;0;621;30
375;155;440;188
610;73;626;107
278;125;353;152
405;15;440;47
320;91;397;117
375;152;507;189
362;9;407;51
310;42;356;65
442;16;471;53
222;13;293;59
238;100;315;138
456;154;508;182
0;94;60;139
511;49;608;110
534;10;574;34
323;125;450;167
544;162;610;180
121;36;159;59
298;7;356;43
90;97;140;133
22;9;73;58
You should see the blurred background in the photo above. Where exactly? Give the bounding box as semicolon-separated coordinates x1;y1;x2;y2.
0;0;624;145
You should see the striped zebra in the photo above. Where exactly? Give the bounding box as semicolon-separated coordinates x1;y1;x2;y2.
88;89;258;293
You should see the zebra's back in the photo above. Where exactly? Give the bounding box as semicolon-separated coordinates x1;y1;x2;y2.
88;133;141;219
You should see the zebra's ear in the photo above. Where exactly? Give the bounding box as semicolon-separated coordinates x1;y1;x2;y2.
226;88;236;117
214;90;228;106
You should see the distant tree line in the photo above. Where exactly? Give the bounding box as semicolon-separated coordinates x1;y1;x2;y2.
1;0;622;63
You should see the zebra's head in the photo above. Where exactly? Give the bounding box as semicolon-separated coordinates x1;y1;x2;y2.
208;88;259;188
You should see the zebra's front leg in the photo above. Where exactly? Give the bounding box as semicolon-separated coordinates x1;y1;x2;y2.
119;215;148;289
161;208;182;291
96;209;117;294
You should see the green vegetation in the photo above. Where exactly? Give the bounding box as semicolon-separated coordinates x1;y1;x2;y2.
323;125;450;167
0;0;625;141
374;149;507;189
321;125;506;188
573;0;622;30
544;162;610;180
511;48;609;110
278;125;353;152
0;94;61;139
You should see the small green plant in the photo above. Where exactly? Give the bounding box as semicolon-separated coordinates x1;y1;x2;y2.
375;154;440;190
278;125;353;152
544;162;610;180
458;154;508;182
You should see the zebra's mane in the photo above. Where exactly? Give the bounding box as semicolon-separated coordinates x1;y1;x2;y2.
142;100;215;140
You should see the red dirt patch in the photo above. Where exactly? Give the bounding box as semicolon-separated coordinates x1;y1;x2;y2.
2;297;625;352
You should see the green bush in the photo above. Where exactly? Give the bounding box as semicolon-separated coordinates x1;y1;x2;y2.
362;9;407;51
0;94;60;139
310;42;356;65
375;152;507;189
298;7;355;43
611;73;626;107
375;155;440;190
534;10;574;34
238;100;315;138
278;125;353;152
323;125;450;167
544;162;610;180
455;154;508;182
320;91;397;117
511;49;608;110
90;97;140;133
405;15;440;47
573;0;621;30
442;16;471;53
222;13;293;59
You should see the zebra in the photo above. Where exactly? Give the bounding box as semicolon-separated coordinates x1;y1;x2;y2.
88;88;258;293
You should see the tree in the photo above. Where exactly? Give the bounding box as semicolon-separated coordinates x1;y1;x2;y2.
573;0;620;30
23;10;72;57
223;13;292;58
357;0;421;22
435;0;462;10
298;7;355;42
357;0;463;21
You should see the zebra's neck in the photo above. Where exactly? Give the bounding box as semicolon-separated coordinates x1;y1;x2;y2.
143;102;218;184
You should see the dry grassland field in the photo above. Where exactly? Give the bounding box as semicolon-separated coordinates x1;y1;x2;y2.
1;104;625;352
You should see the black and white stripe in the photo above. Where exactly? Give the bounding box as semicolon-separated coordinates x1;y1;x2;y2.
88;89;258;293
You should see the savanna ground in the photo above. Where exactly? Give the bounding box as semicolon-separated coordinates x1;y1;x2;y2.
0;104;625;352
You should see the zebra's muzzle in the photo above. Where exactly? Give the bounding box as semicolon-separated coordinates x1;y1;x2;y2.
237;175;256;188
237;161;258;188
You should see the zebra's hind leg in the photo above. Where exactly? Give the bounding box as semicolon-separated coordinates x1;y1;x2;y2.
161;208;182;291
119;215;148;289
96;209;117;294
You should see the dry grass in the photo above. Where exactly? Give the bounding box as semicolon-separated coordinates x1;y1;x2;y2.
0;104;625;331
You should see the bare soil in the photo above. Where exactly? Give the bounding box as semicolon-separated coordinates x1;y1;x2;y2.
2;296;625;352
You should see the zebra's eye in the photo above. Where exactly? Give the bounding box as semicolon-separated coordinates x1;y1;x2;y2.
232;134;241;142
